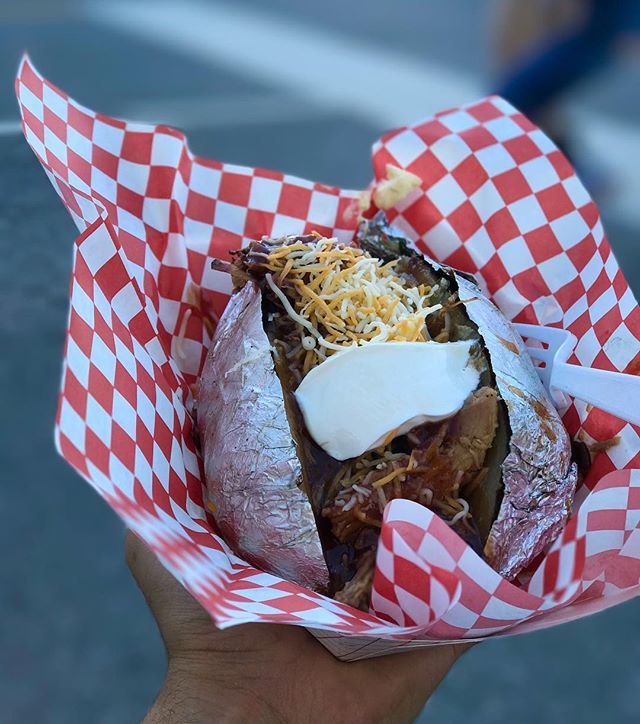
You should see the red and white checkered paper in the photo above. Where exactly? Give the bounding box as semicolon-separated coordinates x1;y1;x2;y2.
17;56;640;661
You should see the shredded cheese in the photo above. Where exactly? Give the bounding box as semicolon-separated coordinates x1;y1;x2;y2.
446;497;470;526
261;235;476;523
372;467;409;489
263;236;441;369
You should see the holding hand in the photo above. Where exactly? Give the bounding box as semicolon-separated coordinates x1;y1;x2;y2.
125;530;470;724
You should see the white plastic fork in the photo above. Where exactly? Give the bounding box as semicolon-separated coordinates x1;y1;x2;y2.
514;323;640;425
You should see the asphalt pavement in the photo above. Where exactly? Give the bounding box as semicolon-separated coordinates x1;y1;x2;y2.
1;2;639;722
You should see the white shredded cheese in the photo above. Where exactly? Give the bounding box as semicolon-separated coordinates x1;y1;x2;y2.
377;486;387;510
446;498;470;526
263;237;446;371
352;484;371;497
342;496;358;512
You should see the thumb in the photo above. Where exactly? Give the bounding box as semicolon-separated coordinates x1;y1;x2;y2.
124;529;214;655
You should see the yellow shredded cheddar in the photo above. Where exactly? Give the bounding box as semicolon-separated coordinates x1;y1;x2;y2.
278;257;295;283
372;467;410;488
264;236;441;369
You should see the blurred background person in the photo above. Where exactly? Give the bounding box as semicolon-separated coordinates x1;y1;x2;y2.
493;0;640;193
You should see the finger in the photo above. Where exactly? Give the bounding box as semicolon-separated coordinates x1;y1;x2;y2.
373;641;472;692
351;641;475;723
125;530;321;661
124;530;214;653
125;529;194;611
125;528;179;599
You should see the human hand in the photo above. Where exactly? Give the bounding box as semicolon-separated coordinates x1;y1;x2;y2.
126;530;470;724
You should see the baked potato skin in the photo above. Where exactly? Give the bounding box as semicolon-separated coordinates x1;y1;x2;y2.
198;281;329;590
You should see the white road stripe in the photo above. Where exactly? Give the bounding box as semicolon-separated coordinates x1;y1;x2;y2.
123;93;339;130
83;0;640;227
88;0;478;127
570;108;640;229
0;119;21;135
4;92;333;140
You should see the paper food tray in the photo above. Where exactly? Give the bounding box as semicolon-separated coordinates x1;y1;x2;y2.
16;56;640;660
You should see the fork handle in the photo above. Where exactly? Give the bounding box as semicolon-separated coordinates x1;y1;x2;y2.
552;362;640;426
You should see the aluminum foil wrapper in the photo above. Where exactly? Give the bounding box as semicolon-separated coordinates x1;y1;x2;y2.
198;281;329;591
456;275;578;579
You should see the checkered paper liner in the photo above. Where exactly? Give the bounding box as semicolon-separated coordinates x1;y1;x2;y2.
17;56;640;661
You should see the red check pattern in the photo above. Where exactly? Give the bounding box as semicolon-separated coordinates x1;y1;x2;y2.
17;56;640;661
371;98;640;487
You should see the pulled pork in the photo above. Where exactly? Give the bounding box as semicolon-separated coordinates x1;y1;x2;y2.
325;387;499;609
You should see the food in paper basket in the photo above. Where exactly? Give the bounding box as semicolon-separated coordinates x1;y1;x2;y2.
197;213;578;610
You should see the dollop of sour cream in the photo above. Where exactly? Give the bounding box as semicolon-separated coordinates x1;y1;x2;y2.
294;341;480;461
